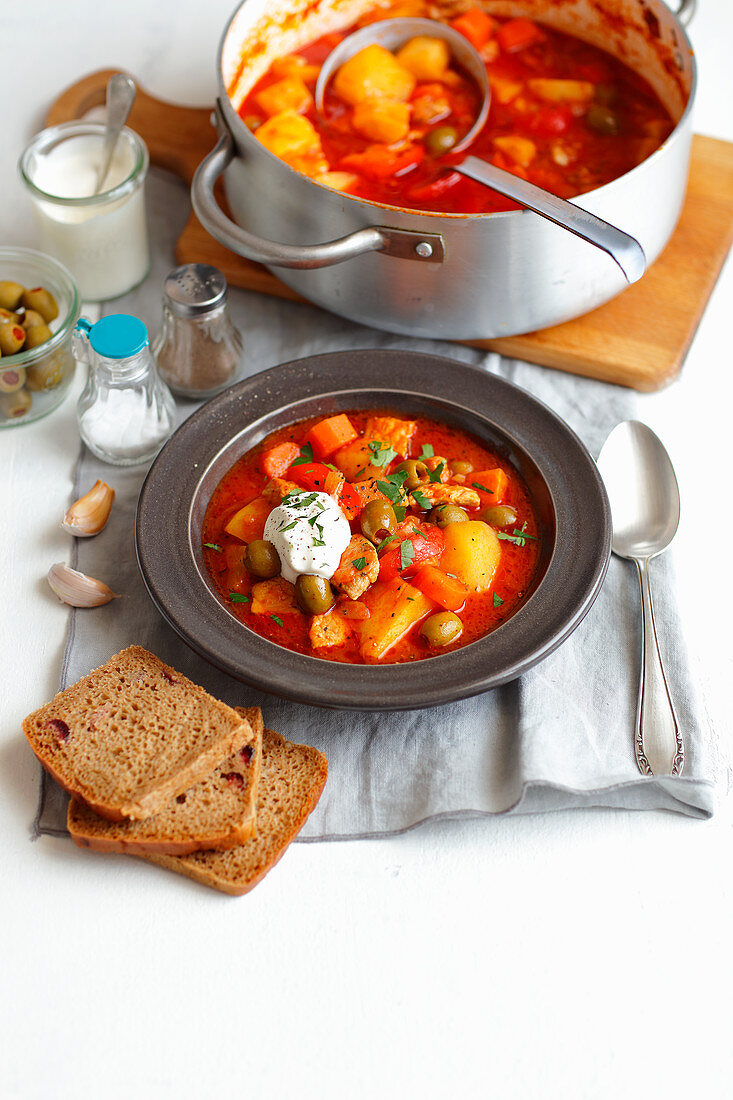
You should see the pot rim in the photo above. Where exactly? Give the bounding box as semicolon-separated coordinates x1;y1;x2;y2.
216;0;697;223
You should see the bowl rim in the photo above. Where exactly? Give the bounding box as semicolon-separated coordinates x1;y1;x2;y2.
136;350;611;710
0;246;80;368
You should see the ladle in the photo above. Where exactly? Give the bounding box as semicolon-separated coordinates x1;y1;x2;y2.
315;18;646;283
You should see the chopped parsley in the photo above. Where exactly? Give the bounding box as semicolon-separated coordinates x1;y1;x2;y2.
472;482;494;494
393;504;407;522
279;520;298;532
228;592;250;603
493;593;504;608
204;542;222;552
270;615;284;627
497;522;538;547
400;539;415;571
419;444;435;460
411;488;431;510
428;461;445;483
376;533;398;554
368;440;397;468
376;469;408;504
352;556;367;570
290;442;314;466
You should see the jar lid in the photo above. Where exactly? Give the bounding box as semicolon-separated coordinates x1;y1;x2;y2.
163;263;228;318
77;314;148;358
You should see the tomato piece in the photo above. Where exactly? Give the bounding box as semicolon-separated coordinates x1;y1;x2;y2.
378;520;444;582
496;18;546;53
341;144;425;180
288;462;333;492
526;106;573;137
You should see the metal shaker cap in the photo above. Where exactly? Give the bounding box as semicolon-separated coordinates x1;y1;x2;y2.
163;263;228;318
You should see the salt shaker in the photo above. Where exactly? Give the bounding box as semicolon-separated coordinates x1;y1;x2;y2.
74;314;175;466
152;263;243;398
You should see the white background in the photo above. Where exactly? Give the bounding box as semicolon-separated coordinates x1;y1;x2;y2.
2;2;732;1097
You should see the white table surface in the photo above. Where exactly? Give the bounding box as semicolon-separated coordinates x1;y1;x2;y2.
2;3;732;1097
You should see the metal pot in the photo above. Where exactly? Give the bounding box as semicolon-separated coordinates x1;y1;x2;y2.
193;0;696;339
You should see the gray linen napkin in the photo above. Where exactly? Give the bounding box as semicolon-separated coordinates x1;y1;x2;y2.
34;167;721;838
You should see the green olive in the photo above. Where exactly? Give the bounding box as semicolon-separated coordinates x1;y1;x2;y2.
0;281;24;311
245;539;281;578
0;307;20;325
0;324;26;356
295;574;335;614
23;323;52;350
594;84;618;106
394;458;428;490
21;286;58;323
430;503;468;528
361;498;397;544
421;611;463;647
21;309;45;330
586;104;620;136
480;504;518;529
450;459;473;477
426;125;458;156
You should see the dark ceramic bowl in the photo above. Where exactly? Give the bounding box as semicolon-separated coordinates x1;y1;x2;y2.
136;350;610;710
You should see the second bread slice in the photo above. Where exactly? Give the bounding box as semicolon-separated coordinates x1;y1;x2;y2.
67;707;264;856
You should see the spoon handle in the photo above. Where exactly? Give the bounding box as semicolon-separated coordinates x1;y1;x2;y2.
634;557;683;776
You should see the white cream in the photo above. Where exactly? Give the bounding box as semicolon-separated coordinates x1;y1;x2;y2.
264;490;351;585
27;133;149;301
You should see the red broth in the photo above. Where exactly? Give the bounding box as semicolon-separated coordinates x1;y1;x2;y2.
202;411;542;664
239;5;674;214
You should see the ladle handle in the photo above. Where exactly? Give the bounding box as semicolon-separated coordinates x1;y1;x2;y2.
634;556;683;776
457;157;646;284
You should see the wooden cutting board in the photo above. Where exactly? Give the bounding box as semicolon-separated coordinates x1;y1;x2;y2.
48;69;733;391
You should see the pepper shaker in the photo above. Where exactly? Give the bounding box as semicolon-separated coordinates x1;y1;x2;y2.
152;263;243;398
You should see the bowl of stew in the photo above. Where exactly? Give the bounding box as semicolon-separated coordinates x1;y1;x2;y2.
136;350;611;709
191;0;695;339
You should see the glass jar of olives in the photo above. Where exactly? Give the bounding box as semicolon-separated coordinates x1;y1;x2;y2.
0;247;80;428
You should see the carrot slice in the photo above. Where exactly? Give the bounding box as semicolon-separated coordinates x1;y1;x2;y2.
468;468;510;503
496;18;545;53
305;414;358;459
411;564;468;611
259;441;301;479
450;9;496;50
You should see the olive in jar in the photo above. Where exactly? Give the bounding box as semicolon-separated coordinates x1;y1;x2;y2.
245;539;281;578
0;281;24;311
421;611;463;646
361;499;397;544
21;287;58;323
295;574;335;614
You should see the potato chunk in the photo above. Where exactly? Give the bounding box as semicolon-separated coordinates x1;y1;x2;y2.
314;171;360;193
255;111;328;176
352;98;411;143
527;79;594;104
396;36;450;81
256;77;313;118
333;45;416;106
250;577;299;615
493;135;536;168
361;578;434;661
441;520;500;592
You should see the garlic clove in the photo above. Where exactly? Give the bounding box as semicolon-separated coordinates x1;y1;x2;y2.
47;563;119;608
62;479;115;537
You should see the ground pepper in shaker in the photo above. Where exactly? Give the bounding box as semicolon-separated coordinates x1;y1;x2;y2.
153;263;243;398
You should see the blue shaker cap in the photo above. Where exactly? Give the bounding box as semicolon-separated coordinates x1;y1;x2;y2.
76;314;149;359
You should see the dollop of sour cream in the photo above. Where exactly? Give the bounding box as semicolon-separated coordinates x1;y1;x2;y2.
263;491;351;586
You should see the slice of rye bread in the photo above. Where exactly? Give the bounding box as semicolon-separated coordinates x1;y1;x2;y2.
22;646;253;822
66;707;264;856
143;724;328;896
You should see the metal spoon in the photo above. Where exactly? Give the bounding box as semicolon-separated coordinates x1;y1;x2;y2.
315;18;645;284
95;73;137;193
597;420;683;776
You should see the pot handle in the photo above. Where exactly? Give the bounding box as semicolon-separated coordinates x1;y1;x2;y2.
673;0;696;25
191;102;446;270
